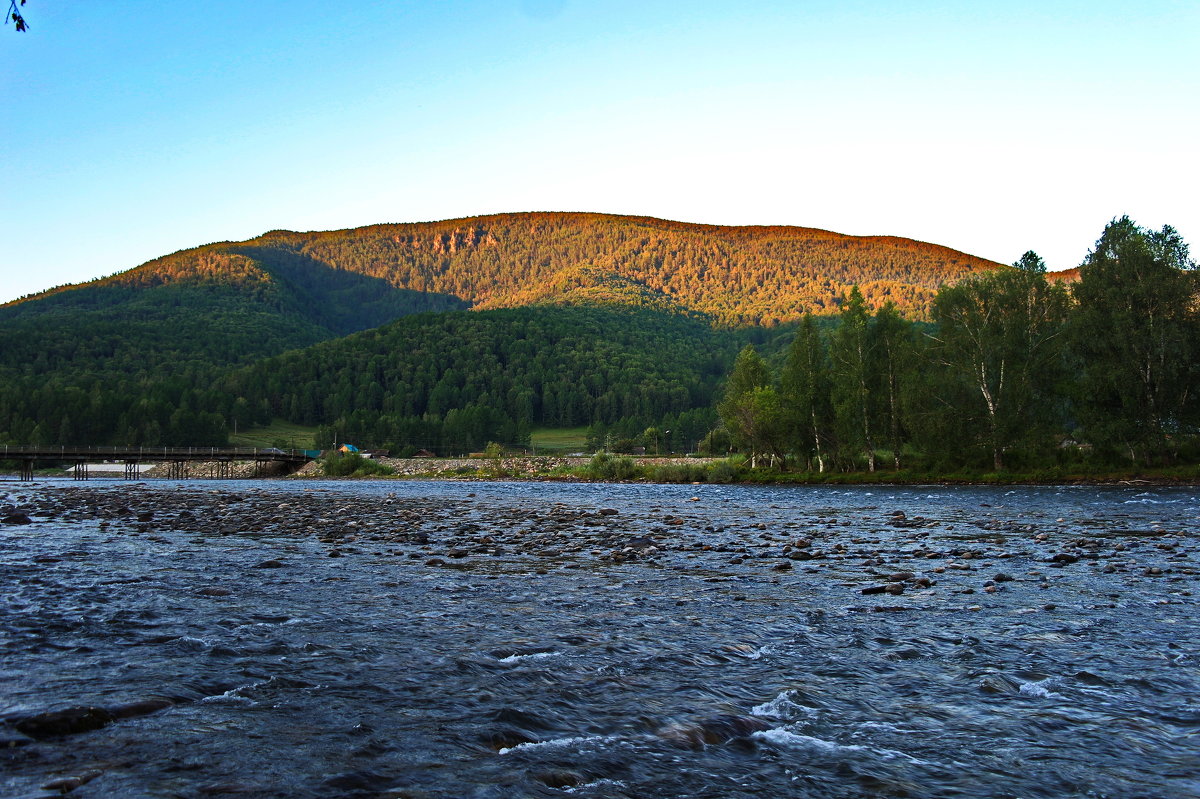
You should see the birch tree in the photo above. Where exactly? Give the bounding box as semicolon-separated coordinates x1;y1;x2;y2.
928;260;1068;470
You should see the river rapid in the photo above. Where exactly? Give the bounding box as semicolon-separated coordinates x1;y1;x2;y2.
2;479;1198;798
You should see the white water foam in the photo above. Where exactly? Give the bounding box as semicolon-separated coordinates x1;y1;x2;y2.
1018;677;1064;699
752;727;933;765
751;691;817;720
498;651;561;664
199;688;256;706
564;778;629;793
498;734;620;755
177;636;211;651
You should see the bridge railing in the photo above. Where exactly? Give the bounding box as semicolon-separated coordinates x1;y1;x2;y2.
1;445;315;461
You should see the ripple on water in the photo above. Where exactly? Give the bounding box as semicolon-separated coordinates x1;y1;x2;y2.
1;480;1198;799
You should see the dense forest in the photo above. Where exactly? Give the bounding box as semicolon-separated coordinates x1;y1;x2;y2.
716;218;1199;471
221;305;744;455
0;304;745;453
0;212;1003;452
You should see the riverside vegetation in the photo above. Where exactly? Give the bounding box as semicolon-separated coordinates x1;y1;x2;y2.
1;214;1196;481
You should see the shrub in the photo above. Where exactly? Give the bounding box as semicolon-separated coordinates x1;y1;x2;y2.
587;452;639;480
706;459;737;484
322;452;393;477
648;463;708;483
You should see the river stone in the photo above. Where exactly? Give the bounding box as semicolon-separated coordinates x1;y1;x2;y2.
13;706;114;739
108;698;174;719
484;728;537;751
42;771;103;792
658;714;772;748
535;770;585;788
2;513;32;525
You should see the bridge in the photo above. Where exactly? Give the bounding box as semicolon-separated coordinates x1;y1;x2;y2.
1;445;317;481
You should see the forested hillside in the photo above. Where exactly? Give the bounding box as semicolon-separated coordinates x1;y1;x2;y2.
0;246;466;378
6;213;1004;336
244;212;1002;324
0;212;1009;450
222;305;747;455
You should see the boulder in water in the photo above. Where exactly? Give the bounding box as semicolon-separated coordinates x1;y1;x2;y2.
11;706;114;739
658;714;772;748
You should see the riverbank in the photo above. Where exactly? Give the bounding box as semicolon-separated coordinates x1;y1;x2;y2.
294;454;1200;486
4;455;1198;486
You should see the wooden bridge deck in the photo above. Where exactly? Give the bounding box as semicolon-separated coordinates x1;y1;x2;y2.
2;445;315;481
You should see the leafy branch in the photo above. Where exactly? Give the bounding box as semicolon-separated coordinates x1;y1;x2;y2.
7;0;27;32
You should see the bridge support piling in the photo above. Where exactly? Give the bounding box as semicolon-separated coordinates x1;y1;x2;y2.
73;461;88;481
166;461;187;480
124;461;139;480
20;459;34;481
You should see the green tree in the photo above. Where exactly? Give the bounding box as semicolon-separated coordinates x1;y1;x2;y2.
642;426;662;455
717;346;781;467
829;287;878;471
927;258;1069;470
1069;218;1198;463
780;314;833;472
872;302;914;469
1014;250;1047;273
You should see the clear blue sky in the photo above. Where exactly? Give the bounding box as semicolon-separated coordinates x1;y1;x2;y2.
2;1;1196;302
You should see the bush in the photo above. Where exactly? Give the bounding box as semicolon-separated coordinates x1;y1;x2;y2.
706;459;737;483
587;452;639;480
647;463;708;483
322;452;393;477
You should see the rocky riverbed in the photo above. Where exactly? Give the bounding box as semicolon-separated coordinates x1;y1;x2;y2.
2;479;1198;797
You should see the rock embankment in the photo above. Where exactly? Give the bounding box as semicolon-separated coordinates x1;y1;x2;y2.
142;461;294;479
297;456;721;478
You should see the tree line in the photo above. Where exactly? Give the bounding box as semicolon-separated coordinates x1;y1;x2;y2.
229;305;743;455
717;218;1198;471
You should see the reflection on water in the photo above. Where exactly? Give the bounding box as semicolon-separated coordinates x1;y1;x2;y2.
2;479;1199;797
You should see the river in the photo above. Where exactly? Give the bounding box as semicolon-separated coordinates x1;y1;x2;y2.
2;479;1198;798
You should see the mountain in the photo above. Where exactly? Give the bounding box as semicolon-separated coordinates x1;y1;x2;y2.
3;213;1004;373
0;212;1007;448
0;245;466;379
239;212;1003;325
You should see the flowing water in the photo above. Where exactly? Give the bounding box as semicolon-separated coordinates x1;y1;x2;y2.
2;479;1198;798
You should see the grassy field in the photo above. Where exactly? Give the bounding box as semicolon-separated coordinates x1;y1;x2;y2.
229;419;318;450
529;427;589;454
